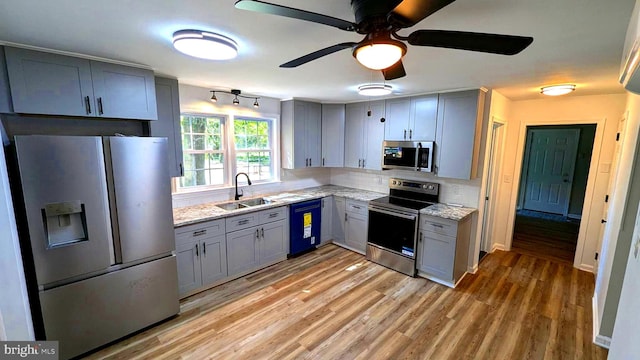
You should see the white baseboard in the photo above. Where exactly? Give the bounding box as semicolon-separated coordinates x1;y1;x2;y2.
492;243;506;252
592;295;611;349
468;264;479;274
578;263;595;273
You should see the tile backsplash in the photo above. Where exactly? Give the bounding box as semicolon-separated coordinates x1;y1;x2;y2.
330;168;482;208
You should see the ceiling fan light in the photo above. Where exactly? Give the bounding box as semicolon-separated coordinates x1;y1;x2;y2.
173;30;238;60
354;40;406;70
358;84;393;96
540;84;576;96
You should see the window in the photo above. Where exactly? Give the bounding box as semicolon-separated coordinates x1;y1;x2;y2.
179;115;225;187
176;114;276;191
234;118;273;181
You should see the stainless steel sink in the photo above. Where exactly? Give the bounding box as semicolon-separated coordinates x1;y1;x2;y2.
240;198;270;207
215;198;271;211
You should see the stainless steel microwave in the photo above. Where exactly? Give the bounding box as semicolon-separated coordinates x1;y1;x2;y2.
382;141;434;172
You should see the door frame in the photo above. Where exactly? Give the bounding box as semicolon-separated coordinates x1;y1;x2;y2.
480;118;506;254
505;117;606;270
518;127;581;217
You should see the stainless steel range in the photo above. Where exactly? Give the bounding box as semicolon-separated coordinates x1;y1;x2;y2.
367;178;439;276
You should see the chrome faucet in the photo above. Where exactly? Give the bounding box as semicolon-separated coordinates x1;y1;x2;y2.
234;172;252;200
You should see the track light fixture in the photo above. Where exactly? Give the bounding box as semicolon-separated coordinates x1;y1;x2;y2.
209;89;260;108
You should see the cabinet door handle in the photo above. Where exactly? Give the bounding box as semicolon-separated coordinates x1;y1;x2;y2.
431;224;444;228
179;163;184;176
203;242;206;255
195;244;199;257
345;213;348;222
269;212;279;218
256;228;260;239
322;158;325;166
193;229;207;237
309;158;312;166
358;159;362;168
409;129;412;139
362;159;366;168
97;97;104;115
261;228;264;238
404;129;407;139
238;219;249;225
352;205;361;210
84;96;92;114
419;232;422;241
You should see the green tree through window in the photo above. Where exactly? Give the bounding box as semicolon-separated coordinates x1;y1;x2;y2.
234;118;272;181
180;115;225;187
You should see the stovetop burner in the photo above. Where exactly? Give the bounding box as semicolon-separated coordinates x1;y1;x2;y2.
369;178;440;213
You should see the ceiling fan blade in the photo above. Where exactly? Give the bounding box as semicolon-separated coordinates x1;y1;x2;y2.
235;0;356;31
382;60;406;80
280;42;358;68
388;0;456;28
408;30;533;55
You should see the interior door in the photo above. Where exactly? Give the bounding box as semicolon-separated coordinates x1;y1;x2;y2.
522;128;580;215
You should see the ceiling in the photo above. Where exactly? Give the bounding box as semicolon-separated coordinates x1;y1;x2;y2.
0;0;635;103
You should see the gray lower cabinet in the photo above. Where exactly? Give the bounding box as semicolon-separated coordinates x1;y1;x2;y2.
344;199;368;254
151;77;183;178
3;46;157;120
226;206;288;277
417;214;472;287
321;196;333;244
175;219;227;297
332;196;346;245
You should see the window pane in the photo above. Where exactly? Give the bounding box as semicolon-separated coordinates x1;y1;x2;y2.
179;115;225;188
236;151;271;181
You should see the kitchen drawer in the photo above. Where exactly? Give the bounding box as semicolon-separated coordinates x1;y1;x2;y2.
226;212;260;232
175;219;226;246
420;215;457;237
259;206;287;224
346;199;367;216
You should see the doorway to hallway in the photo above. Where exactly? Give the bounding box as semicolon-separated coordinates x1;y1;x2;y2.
512;124;596;263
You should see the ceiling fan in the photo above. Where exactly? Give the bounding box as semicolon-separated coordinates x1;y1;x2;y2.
235;0;533;80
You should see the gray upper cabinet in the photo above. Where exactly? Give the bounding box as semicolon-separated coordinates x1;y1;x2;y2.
0;47;15;113
4;46;157;120
281;99;322;169
344;101;385;170
385;95;438;141
90;61;157;120
321;104;345;167
435;89;486;180
5;47;94;117
150;77;183;178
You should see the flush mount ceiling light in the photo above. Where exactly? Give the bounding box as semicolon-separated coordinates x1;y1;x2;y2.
353;36;407;70
358;84;393;96
172;30;238;60
540;84;576;96
210;89;259;108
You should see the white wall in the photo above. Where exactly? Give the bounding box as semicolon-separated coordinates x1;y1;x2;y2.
173;84;330;208
491;94;626;272
0;141;34;340
594;92;640;341
609;176;640;358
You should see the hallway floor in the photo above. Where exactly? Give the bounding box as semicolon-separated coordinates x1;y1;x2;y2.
512;211;580;265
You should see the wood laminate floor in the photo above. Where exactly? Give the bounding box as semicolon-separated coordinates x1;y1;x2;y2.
84;245;606;360
512;214;580;265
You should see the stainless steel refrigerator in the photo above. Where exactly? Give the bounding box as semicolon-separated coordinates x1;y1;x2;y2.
9;135;179;359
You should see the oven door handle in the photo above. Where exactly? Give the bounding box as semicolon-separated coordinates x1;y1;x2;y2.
368;206;417;220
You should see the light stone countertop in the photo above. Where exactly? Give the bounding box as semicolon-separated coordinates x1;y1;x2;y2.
420;203;477;221
173;185;386;228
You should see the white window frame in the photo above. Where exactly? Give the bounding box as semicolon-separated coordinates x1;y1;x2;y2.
176;113;228;191
174;112;279;193
230;116;275;184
